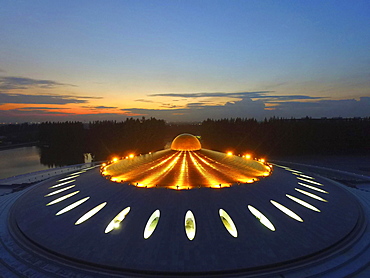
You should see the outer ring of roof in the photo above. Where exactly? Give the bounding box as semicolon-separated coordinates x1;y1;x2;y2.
9;166;365;276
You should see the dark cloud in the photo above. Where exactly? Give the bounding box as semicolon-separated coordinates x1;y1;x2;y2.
0;92;101;105
149;91;325;102
82;105;118;109
122;97;266;121
269;97;370;118
149;91;271;98
135;99;154;103
0;76;76;90
17;107;70;110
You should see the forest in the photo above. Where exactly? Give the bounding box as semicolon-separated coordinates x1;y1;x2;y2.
0;117;369;166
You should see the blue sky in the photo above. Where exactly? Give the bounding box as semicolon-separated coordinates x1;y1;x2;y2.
0;0;369;122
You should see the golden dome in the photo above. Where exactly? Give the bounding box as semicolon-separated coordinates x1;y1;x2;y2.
171;133;201;151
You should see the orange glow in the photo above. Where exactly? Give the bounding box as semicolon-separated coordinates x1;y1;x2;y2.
112;157;119;162
101;133;271;190
129;154;135;159
244;154;251;159
171;134;201;151
260;158;265;163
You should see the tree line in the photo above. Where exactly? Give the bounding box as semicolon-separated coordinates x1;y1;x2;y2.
0;117;369;166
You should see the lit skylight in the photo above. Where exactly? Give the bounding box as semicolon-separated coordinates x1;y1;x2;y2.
144;209;160;239
44;185;75;197
298;182;328;193
295;188;328;202
75;202;107;225
46;191;80;206
105;207;131;234
292;173;315;179
185;210;196;240
49;179;75;189
270;200;303;222
219;209;238;237
297;177;323;186
285;194;320;212
247;205;275;231
58;175;80;182
56;197;90;215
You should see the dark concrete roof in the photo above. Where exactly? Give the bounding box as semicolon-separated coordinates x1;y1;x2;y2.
11;164;364;276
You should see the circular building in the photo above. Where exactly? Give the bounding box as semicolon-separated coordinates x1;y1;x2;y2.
1;134;370;277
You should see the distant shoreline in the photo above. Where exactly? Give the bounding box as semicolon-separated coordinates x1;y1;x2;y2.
0;142;38;151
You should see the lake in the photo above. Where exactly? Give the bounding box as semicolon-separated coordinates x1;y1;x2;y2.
0;146;92;180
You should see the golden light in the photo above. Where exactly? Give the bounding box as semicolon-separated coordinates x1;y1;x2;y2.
260;158;265;163
102;133;272;189
245;154;251;159
129;154;135;159
102;163;106;167
112;157;119;162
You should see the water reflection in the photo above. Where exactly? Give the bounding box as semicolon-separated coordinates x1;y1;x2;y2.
39;146;85;167
0;146;92;180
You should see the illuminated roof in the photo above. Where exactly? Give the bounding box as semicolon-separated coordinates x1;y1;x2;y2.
3;134;369;277
102;134;271;189
171;133;201;151
10;161;364;276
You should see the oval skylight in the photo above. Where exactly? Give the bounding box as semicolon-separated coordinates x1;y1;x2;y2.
298;182;328;193
247;205;275;231
270;200;303;222
56;197;90;215
219;209;238;237
46;191;80;206
49;179;75;189
58;175;80;182
295;188;328;202
44;185;75;197
297;177;323;186
184;210;196;240
75;202;107;225
105;207;131;234
144;209;160;239
285;194;320;212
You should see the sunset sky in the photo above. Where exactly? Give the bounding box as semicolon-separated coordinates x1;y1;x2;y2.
1;0;369;123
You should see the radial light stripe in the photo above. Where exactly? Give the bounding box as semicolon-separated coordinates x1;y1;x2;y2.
286;194;321;212
49;179;75;189
270;200;303;222
58;175;80;182
75;202;107;225
44;185;75;197
298;182;328;193
248;205;275;231
297;177;323;186
105;207;131;234
46;191;80;206
295;188;328;202
56;197;90;215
